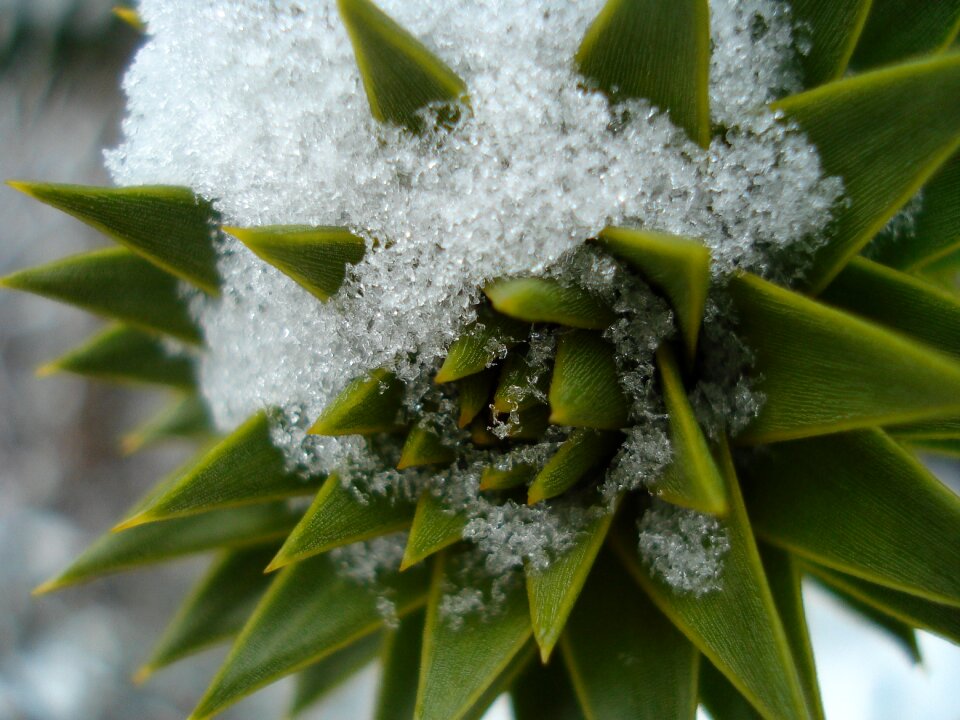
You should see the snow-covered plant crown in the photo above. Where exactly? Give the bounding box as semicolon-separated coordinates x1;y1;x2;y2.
6;0;960;719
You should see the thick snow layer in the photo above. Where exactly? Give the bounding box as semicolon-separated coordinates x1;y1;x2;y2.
106;0;842;593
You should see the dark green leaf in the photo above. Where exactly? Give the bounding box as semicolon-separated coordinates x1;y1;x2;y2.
493;351;551;414
527;429;620;504
597;227;710;361
337;0;468;132
729;272;960;443
548;330;629;429
416;552;533;720
435;308;526;384
575;0;710;147
902;436;960;458
290;633;383;718
40;324;196;389
850;0;960;71
309;369;404;435
614;439;811;720
511;659;584;720
374;608;425;720
122;394;214;455
484;278;616;330
561;551;699;720
741;429;960;606
0;247;201;343
8;182;219;293
480;463;536;492
398;425;456;469
138;546;277;679
699;658;763;720
526;507;616;661
402;492;467;570
457;369;496;427
34;502;298;594
787;0;872;87
821;257;960;359
772;54;960;292
656;344;728;514
505;404;551;440
224;225;365;302
887;415;960;441
189;553;428;720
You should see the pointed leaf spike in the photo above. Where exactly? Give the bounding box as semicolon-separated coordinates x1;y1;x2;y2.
224;225;365;302
484;278;616;330
527;428;621;504
435;308;526;384
122;394;213;455
8;182;220;293
655;344;729;515
113;6;146;32
397;425;456;469
401;492;467;570
598;227;710;362
548;330;629;429
850;0;960;71
576;0;711;148
309;369;404;436
787;0;872;87
337;0;468;133
772;54;960;292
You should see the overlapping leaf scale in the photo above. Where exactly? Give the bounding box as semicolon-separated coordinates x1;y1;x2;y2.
374;608;425;720
786;0;872;87
548;330;629;429
0;247;202;343
575;0;710;147
772;54;960;292
728;272;960;443
456;369;496;427
615;440;811;720
34;502;298;594
416;552;534;720
741;429;960;606
290;633;383;718
402;492;467;570
493;351;550;414
138;546;278;680
116;412;316;528
122;394;214;454
398;424;456;469
435;308;527;384
850;0;960;71
484;278;615;330
189;554;429;720
40;324;196;389
527;428;620;504
337;0;468;133
224;225;365;302
560;550;699;720
309;369;404;435
481;462;537;492
8;182;220;293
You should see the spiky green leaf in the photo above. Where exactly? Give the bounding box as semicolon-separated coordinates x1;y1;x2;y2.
189;554;428;720
122;394;214;454
493;351;551;414
527;429;620;504
457;369;496;427
337;0;468;132
402;492;467;570
8;182;219;293
597;227;710;360
290;633;383;718
742;429;960;606
309;369;404;435
435;308;526;384
850;0;960;71
772;54;960;292
484;278;616;330
548;330;629;429
40;324;196;389
0;248;201;343
729;272;960;443
561;550;699;720
575;0;710;147
224;225;365;302
787;0;872;87
480;463;536;492
698;659;763;720
398;425;456;469
374;608;426;720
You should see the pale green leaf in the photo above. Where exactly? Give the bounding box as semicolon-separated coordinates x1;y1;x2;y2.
416;552;533;720
0;247;201;343
511;659;584;720
656;344;728;514
34;502;298;594
786;0;872;87
850;0;960;71
139;546;277;680
527;429;620;504
398;425;456;469
402;492;467;570
224;225;365;302
480;463;536;492
729;272;960;444
189;554;428;720
821;256;960;359
374;608;425;720
309;368;404;435
561;550;699;720
772;54;960;292
597;227;710;361
8;182;219;293
575;0;710;147
484;278;616;330
457;369;496;427
290;633;383;718
526;506;616;661
122;394;214;455
40;324;196;389
741;429;960;606
337;0;468;132
435;308;526;384
614;439;811;720
116;412;316;529
548;330;629;429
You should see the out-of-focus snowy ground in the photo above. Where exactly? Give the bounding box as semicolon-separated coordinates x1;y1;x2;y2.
0;3;956;719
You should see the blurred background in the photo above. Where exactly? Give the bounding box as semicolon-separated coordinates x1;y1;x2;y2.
0;2;956;719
